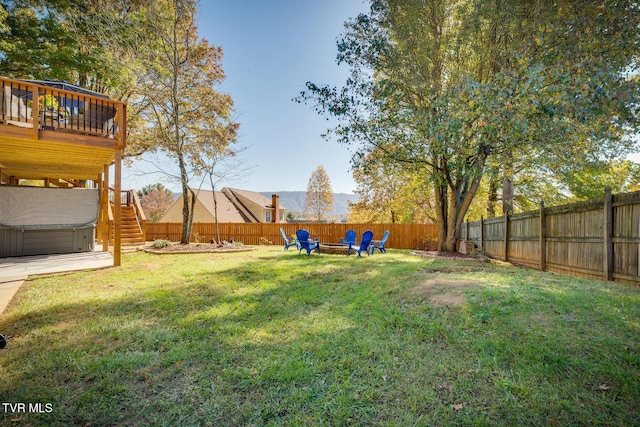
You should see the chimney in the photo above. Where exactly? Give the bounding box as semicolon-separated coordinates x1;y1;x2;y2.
271;194;280;223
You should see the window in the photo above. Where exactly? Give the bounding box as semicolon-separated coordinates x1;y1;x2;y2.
265;211;272;223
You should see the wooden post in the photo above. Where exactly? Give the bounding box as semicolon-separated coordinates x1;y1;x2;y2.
480;215;484;251
604;187;614;281
114;151;122;266
504;212;509;262
540;201;546;272
31;86;39;140
96;173;102;245
102;165;109;252
466;218;470;241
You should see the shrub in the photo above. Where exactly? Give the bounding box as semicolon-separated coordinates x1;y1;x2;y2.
259;236;273;245
152;239;172;249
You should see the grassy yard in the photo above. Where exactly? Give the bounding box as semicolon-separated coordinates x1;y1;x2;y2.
1;247;639;426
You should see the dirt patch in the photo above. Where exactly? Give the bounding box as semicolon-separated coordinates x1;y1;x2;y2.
140;243;257;254
430;293;467;307
408;278;477;307
411;277;478;292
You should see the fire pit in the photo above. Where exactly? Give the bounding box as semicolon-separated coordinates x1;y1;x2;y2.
321;243;351;255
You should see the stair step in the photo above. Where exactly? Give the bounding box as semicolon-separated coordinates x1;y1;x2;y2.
109;202;145;246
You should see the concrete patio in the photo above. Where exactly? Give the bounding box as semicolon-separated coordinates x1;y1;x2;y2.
0;250;114;315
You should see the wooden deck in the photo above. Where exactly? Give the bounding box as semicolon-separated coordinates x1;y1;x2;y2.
0;76;127;265
0;77;125;181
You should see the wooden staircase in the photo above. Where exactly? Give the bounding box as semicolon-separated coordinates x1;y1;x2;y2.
108;189;146;248
120;205;145;246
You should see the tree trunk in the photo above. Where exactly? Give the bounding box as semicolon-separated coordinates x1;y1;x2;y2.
444;175;483;252
180;183;190;244
214;197;220;243
210;176;221;244
178;151;192;244
188;187;196;241
502;176;513;215
502;150;514;215
487;176;499;217
433;160;486;252
433;180;448;252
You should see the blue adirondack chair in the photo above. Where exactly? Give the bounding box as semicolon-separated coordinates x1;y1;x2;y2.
296;229;320;256
280;228;299;250
370;230;389;254
340;229;357;245
348;230;374;257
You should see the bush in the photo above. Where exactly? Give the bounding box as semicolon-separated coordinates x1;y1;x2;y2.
259;237;273;245
152;239;172;249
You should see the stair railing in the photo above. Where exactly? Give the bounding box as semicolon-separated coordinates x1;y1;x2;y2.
130;189;147;243
108;188;146;245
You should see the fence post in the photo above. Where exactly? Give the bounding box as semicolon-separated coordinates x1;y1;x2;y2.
604;187;614;281
504;212;509;262
480;215;484;251
540;201;546;272
466;218;469;241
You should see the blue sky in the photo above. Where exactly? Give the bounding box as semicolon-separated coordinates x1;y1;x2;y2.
122;0;369;194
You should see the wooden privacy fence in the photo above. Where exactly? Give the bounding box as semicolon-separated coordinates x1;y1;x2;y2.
461;188;640;283
145;222;438;250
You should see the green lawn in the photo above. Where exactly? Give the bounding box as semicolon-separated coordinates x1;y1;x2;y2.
1;247;639;426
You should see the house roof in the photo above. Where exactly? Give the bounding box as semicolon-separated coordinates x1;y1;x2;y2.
225;188;283;209
19;79;111;99
160;188;287;223
193;189;250;222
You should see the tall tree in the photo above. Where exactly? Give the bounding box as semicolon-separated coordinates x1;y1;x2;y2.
0;0;138;92
0;3;7;32
305;165;335;222
299;0;639;251
120;0;238;244
193;145;252;244
0;0;84;80
138;183;175;223
350;151;433;223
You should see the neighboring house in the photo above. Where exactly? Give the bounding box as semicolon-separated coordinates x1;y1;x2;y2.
159;188;287;223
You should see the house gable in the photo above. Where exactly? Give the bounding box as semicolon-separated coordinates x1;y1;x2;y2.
158;189;254;223
224;188;287;223
158;195;214;223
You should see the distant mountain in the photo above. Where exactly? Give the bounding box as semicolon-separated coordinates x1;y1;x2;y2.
260;191;359;216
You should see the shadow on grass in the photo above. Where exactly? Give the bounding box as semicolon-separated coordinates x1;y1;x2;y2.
0;248;639;426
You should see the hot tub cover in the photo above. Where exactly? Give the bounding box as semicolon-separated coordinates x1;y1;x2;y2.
0;186;98;229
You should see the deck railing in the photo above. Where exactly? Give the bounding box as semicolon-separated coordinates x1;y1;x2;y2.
1;77;125;141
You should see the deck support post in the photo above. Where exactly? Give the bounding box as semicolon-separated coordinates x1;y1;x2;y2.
114;151;122;266
102;165;109;252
